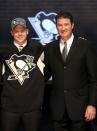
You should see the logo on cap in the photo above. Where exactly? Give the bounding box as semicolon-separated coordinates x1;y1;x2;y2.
11;18;27;29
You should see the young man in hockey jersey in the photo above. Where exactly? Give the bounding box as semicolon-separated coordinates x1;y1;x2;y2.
0;18;45;131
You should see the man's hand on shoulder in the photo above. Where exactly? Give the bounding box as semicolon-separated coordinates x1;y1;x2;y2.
78;36;87;40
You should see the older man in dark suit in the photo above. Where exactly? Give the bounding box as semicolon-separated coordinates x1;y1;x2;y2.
44;12;97;131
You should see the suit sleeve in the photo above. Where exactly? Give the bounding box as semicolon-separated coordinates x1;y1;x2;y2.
86;42;97;106
44;45;52;82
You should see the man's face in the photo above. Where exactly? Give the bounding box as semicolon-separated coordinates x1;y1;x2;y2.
11;25;29;45
56;18;74;41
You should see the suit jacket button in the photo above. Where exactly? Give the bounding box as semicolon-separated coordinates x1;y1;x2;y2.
64;66;66;69
64;90;68;93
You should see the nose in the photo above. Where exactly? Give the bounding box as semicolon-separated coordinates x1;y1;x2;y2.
61;25;66;30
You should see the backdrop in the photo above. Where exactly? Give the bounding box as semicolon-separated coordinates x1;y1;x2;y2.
0;0;97;45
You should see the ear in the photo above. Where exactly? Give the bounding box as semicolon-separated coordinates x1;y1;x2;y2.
27;29;29;35
72;22;74;29
10;30;13;36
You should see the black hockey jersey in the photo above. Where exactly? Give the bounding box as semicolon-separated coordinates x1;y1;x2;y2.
0;40;45;113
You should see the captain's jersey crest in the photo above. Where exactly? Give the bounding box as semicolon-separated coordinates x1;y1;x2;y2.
5;54;36;85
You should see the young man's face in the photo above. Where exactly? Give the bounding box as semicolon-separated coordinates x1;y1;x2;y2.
11;25;29;45
56;18;74;41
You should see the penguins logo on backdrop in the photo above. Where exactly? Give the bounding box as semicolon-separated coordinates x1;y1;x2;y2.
6;54;36;85
28;11;59;45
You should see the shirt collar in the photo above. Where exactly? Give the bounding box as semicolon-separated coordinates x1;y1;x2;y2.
14;40;27;49
60;33;74;46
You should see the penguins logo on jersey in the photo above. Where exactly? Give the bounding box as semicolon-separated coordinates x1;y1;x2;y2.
5;54;36;85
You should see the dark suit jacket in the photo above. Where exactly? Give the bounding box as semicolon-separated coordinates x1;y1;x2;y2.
44;37;97;121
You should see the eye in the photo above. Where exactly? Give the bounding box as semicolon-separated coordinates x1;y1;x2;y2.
57;24;62;27
64;23;70;26
14;30;18;33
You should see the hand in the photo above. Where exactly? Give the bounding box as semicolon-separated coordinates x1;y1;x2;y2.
85;105;96;122
78;36;87;40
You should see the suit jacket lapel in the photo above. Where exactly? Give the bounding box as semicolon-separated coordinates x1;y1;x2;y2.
65;38;78;64
55;40;65;65
55;38;78;65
